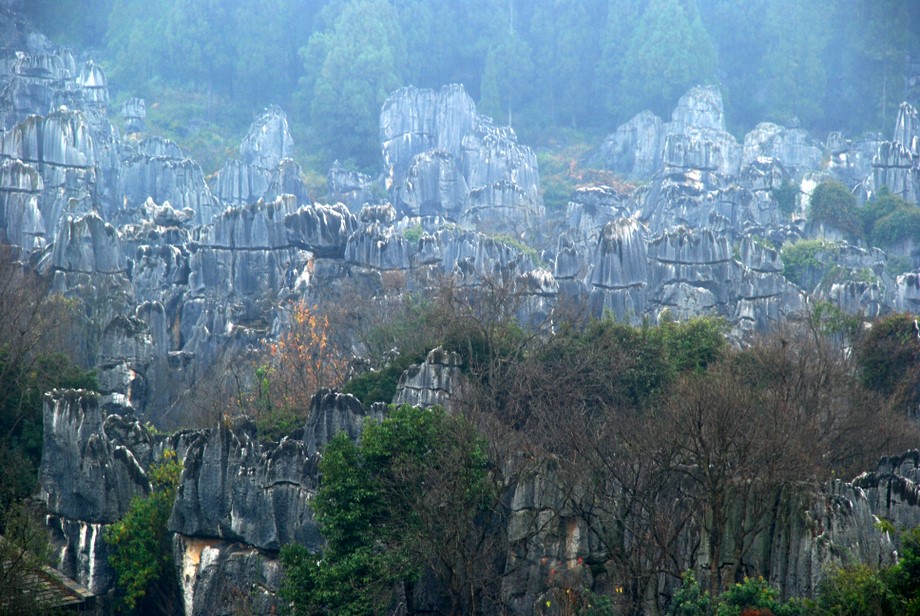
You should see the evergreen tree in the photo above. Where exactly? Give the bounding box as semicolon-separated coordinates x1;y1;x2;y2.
306;0;405;168
618;0;718;119
105;0;175;95
596;0;645;123
698;0;769;133
758;0;829;126
164;0;239;98
232;0;317;109
527;0;602;129
479;33;534;127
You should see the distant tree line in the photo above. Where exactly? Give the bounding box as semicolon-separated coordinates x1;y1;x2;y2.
23;0;920;169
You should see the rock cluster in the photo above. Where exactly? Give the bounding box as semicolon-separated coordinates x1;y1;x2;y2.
382;84;544;233
3;9;920;611
40;386;920;614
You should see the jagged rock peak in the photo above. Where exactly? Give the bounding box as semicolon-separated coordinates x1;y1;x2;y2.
671;84;725;131
393;347;463;409
893;102;919;152
240;105;293;170
590;217;649;290
304;389;384;455
121;97;145;135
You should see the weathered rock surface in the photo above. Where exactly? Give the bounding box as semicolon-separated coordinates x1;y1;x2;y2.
169;421;321;552
39;382;920;615
327;159;373;211
382;84;543;232
121;97;145;135
304;390;386;455
0;157;44;247
871;102;920;203
393;347;463;408
597;86;742;180
120;140;220;224
743;122;824;177
176;535;284;616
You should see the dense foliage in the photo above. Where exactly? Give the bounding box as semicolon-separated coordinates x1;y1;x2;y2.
280;404;493;615
0;501;56;614
0;248;97;519
669;524;920;615
855;312;920;416
23;0;920;170
104;450;183;614
808;180;861;240
780;239;841;290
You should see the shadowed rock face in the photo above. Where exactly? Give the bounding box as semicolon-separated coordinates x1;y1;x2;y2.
38;381;920;615
0;157;44;248
743;122;823;177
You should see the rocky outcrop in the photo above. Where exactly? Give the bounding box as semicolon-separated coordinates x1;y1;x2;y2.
595;111;664;179
327;160;373;211
211;107;303;207
50;211;124;274
597;86;743;180
588;218;649;323
743;122;824;177
240;105;292;171
39;381;920;616
871;102;920;204
0;48;78;129
382;84;543;232
120;139;220;224
393;347;463;408
304;390;386;455
176;535;284;616
169;420;321;552
0;157;43;248
121;97;145;135
38;386;396;608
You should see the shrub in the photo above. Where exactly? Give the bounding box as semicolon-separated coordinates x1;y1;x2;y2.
105;450;182;614
809;180;860;239
781;239;840;289
280;405;494;615
772;179;800;216
854;313;920;413
871;205;920;247
402;224;424;243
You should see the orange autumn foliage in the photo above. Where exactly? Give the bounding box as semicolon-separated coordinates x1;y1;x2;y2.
256;302;347;414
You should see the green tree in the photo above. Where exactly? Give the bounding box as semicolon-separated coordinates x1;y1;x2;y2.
808;180;860;240
596;0;645;123
105;450;183;614
0;249;96;514
22;0;114;48
105;0;175;96
305;0;404;168
758;0;829;126
0;501;56;614
232;0;316;109
479;32;535;127
698;0;769;133
164;0;238;100
526;0;601;128
618;0;718;118
280;405;494;615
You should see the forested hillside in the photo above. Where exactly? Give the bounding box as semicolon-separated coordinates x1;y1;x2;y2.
23;0;920;169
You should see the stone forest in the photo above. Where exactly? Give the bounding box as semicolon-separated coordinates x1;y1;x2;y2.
3;0;920;614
